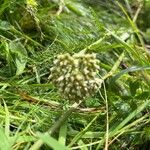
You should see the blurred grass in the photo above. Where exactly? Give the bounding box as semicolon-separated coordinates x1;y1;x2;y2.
0;0;150;149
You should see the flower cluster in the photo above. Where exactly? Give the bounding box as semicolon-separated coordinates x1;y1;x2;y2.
49;52;102;100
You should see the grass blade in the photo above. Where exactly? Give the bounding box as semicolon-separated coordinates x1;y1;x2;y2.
39;133;69;150
0;127;11;150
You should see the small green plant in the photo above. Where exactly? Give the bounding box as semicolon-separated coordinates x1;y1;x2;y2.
1;0;150;149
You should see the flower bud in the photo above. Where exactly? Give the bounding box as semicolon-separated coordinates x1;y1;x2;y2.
49;51;101;100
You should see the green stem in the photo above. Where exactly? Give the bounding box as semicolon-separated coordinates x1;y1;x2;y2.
49;102;81;135
29;101;82;150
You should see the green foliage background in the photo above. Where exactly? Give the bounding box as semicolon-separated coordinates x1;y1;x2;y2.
0;0;150;149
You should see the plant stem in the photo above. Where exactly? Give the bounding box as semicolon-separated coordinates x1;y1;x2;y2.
29;101;82;150
49;101;82;135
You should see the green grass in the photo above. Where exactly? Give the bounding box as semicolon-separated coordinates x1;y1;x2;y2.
0;0;150;149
